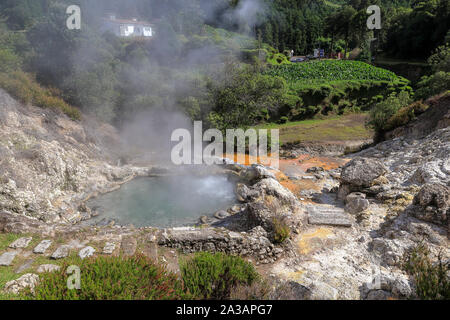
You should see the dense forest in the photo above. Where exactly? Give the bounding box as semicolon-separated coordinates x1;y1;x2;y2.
0;0;449;134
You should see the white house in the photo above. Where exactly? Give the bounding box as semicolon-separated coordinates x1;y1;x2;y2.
102;15;155;38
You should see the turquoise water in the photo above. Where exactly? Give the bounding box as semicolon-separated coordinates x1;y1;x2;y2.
87;175;236;228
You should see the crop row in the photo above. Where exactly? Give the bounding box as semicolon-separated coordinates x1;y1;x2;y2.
263;60;399;83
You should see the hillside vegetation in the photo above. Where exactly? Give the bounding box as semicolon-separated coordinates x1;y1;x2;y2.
0;0;448;136
261;60;411;122
264;60;399;83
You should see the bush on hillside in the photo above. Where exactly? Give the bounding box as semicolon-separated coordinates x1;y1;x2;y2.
180;252;259;300
416;44;450;100
385;100;429;131
368;91;412;137
0;49;22;73
0;71;80;120
416;72;450;100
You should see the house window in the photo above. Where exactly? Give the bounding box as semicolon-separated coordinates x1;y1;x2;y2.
119;25;127;36
143;27;152;37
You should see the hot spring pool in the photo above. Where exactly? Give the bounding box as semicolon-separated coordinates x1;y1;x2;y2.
86;175;237;228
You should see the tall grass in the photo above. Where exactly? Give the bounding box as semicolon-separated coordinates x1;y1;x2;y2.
0;71;81;121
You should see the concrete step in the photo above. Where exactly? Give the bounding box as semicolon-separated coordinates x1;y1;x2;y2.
307;206;352;227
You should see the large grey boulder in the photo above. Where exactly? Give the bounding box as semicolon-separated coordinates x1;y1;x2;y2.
413;183;449;209
345;192;370;214
341;158;387;188
241;164;276;184
235;183;260;202
253;178;298;205
362;273;414;300
410;183;449;225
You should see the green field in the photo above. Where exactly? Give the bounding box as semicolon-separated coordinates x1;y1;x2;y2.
264;60;400;86
255;113;374;144
260;60;411;121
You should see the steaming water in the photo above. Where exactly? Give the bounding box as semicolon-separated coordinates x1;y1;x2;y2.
87;175;236;228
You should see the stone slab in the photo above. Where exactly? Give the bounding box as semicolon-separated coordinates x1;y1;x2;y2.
51;245;69;259
9;237;32;249
0;251;18;266
78;246;95;259
33;240;52;254
37;264;61;273
102;242;116;255
307;206;352;227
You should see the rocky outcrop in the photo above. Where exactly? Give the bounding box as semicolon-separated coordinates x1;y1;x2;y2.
157;226;286;264
0;89;140;224
361;272;415;300
345;192;369;215
4;273;39;295
337;157;388;199
240;164;276;184
408;183;449;226
355;128;450;188
340;157;387;188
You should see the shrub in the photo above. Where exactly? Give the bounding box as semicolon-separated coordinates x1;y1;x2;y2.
229;280;272;300
272;217;290;244
403;244;450;300
416;72;450;100
428;44;450;73
368;91;412;137
0;49;22;73
26;255;188;300
415;44;450;100
278;116;288;124
385;101;429;131
0;71;34;104
0;71;81;120
180;252;259;300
